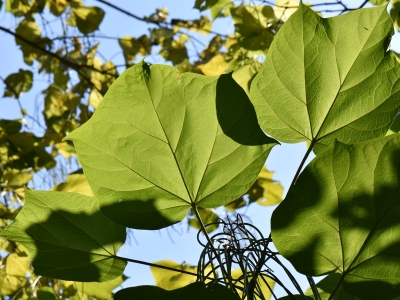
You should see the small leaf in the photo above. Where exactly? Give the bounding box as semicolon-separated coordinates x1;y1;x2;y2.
251;4;400;152
0;190;126;282
89;88;103;109
188;207;219;233
118;35;151;65
3;69;33;98
272;134;400;299
197;54;227;76
225;165;283;211
0;253;30;296
69;2;105;35
65;61;277;230
274;0;298;21
114;282;241;300
51;173;93;196
391;0;400;30
194;0;231;21
151;260;199;290
230;268;275;300
71;274;125;299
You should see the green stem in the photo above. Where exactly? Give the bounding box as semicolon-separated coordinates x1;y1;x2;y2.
288;139;316;191
114;255;197;277
192;205;231;287
327;273;346;300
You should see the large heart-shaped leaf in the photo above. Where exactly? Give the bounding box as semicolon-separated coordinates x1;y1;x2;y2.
114;282;241;300
65;61;277;229
272;134;400;299
0;190;126;282
250;4;400;152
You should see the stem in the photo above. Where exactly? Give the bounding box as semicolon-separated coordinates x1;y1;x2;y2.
192;205;230;285
306;275;321;300
288;139;316;190
327;273;346;300
114;255;197;277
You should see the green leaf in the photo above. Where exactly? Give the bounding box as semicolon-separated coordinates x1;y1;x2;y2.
51;173;93;196
231;5;275;54
271;134;400;299
188;207;219;233
37;286;58;300
118;35;151;65
225;165;283;211
151;260;203;290
274;0;299;21
230;268;274;300
387;113;400;135
0;190;126;282
2;69;33;98
65;61;277;230
250;4;400;152
391;0;400;30
194;0;231;21
114;282;241;300
304;273;360;300
72;274;125;299
15;17;42;65
0;253;30;296
369;0;388;4
69;2;105;35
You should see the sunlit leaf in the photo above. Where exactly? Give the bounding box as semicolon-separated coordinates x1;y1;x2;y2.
15;17;43;65
71;274;125;299
194;0;231;20
114;282;241;300
231;5;275;54
387;113;400;135
251;4;400;152
48;0;70;16
272;134;400;299
151;260;202;290
369;0;388;4
0;190;126;282
230;268;275;300
69;2;105;35
2;69;33;98
225;165;283;211
118;35;151;65
188;207;219;233
197;54;227;76
65;61;277;230
391;0;400;30
0;253;30;296
51;173;93;196
3;169;32;189
89;88;103;109
274;0;298;21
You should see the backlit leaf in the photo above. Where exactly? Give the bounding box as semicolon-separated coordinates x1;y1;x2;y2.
71;274;125;299
251;4;400;152
0;253;30;296
69;2;105;35
65;61;277;229
114;282;241;300
0;190;126;282
272;134;400;299
51;173;93;197
194;0;231;21
188;207;219;233
230;268;275;300
2;69;33;98
274;0;298;21
37;286;58;300
151;260;199;290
